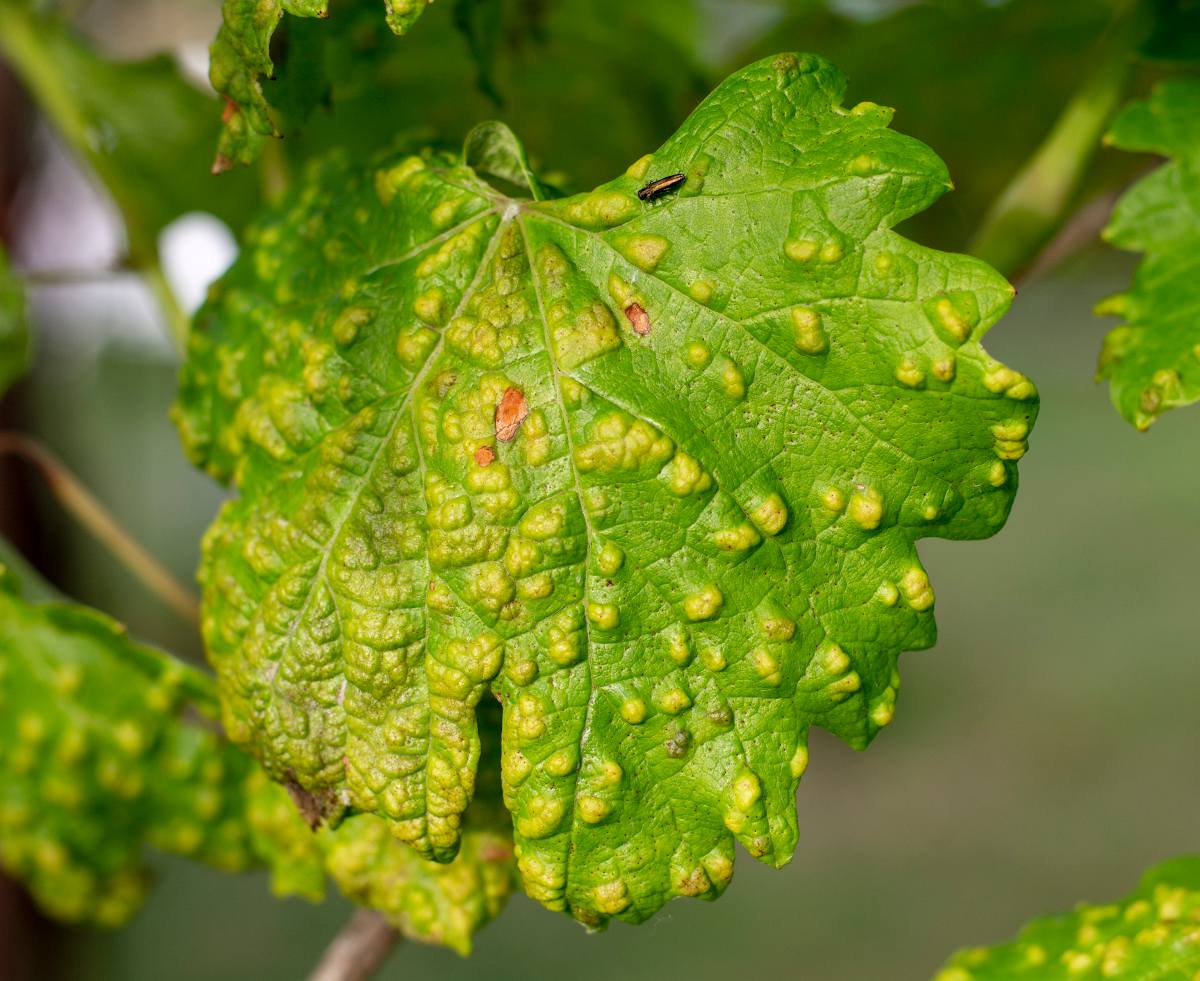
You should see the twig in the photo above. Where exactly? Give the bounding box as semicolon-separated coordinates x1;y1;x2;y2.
1013;188;1123;288
308;910;401;981
0;432;200;626
969;2;1144;279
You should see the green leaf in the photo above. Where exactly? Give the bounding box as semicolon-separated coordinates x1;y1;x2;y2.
1097;80;1200;429
175;53;1036;926
210;0;435;171
0;5;259;260
730;0;1126;250
934;858;1200;980
0;557;261;925
251;0;707;190
243;757;517;954
0;249;30;398
0;544;515;947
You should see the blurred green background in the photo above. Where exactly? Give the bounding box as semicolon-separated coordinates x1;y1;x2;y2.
1;1;1197;979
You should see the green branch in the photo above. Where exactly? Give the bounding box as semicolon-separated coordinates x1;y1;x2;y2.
970;21;1137;278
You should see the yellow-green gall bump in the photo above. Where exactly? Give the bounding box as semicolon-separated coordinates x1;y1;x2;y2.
684;341;711;368
620;698;647;724
848;487;884;530
716;357;746;400
332;306;372;346
587;602;620;630
597;542;625;575
712;524;760;552
791;306;829;354
820;486;846;512
665;451;712;495
749;647;782;685
617;234;670;271
688;279;715;304
656;687;691;714
785;238;818;263
789;743;809;778
899;568;934;611
683;585;724;622
577;796;611;824
895;357;925;388
750;492;789;535
593;879;631;915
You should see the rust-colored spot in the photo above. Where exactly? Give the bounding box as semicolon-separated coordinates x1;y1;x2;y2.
624;302;651;336
495;386;528;442
221;97;238;124
284;776;341;831
475;445;496;467
210;153;233;176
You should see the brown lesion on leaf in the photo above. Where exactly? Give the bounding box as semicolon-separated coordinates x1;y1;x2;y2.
495;386;528;442
475;445;496;467
284;774;343;830
624;302;651;336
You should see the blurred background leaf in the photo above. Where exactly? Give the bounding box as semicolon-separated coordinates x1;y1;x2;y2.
0;3;259;262
0;249;28;396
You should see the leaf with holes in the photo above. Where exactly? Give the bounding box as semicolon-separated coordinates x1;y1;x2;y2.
934;858;1200;980
175;54;1036;926
1097;80;1200;429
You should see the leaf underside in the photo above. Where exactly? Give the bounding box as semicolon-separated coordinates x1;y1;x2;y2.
209;0;434;170
935;858;1200;980
176;53;1037;926
1097;80;1200;430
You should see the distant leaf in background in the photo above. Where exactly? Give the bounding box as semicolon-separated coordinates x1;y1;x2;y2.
933;857;1200;980
0;4;259;261
1141;0;1200;63
1096;80;1200;429
209;0;436;171
731;0;1132;250
175;53;1035;926
0;555;261;926
260;0;707;190
0;544;517;949
0;249;29;397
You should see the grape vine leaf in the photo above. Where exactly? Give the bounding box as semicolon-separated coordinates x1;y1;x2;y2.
175;53;1037;925
210;0;435;171
1096;80;1200;430
0;555;263;925
0;542;515;948
934;857;1200;980
0;4;259;259
0;249;29;398
231;0;706;191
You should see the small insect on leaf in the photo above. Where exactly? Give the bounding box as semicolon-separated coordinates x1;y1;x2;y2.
637;173;686;201
624;302;651;336
475;445;496;467
494;387;529;442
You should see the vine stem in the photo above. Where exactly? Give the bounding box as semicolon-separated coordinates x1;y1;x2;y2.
308;910;401;981
969;4;1143;279
0;432;200;626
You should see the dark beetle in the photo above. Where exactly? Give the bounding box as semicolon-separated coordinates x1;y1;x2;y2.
637;173;686;201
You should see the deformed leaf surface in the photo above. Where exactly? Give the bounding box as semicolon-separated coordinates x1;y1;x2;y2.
934;858;1200;980
1097;80;1200;429
176;53;1037;925
0;547;515;948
